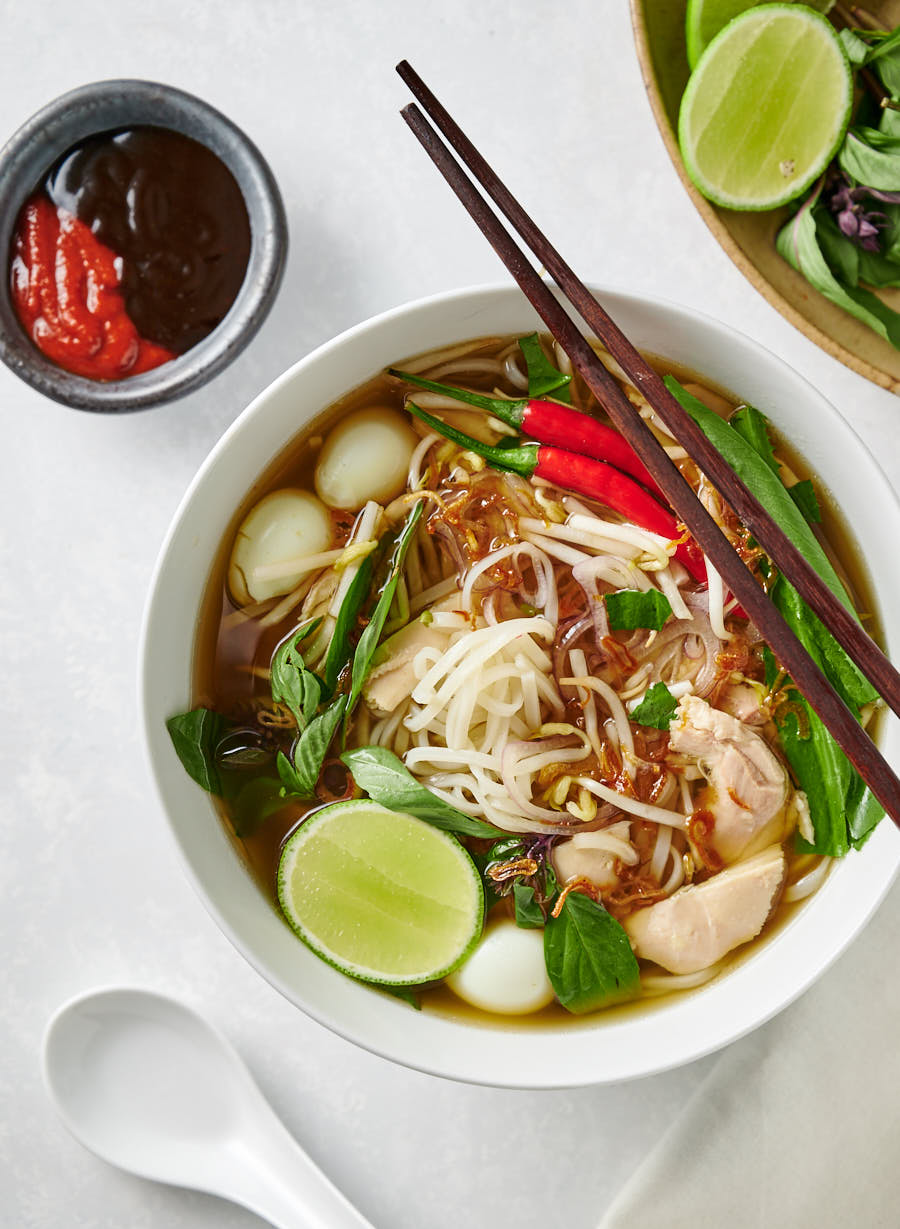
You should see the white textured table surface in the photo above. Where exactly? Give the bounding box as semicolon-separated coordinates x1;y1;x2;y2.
3;2;899;1226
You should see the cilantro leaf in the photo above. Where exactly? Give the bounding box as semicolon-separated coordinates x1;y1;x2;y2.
605;588;672;632
728;405;779;474
788;479;821;524
518;332;572;403
629;682;678;729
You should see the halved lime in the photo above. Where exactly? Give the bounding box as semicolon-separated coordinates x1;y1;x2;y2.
685;0;836;70
679;4;852;211
277;800;483;985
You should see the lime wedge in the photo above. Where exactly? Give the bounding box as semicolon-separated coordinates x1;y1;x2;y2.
679;4;852;211
685;0;836;69
277;800;483;985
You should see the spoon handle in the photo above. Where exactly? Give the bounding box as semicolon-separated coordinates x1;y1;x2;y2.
224;1115;374;1229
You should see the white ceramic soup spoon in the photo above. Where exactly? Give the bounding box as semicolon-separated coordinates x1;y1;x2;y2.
42;986;373;1229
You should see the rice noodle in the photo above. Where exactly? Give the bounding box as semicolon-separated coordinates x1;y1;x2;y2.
392;615;591;833
641;962;724;995
784;856;832;902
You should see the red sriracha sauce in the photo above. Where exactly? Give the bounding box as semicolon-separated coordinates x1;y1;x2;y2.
11;196;175;380
9;127;251;383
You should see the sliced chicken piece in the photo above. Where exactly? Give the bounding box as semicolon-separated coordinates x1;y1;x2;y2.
716;680;768;726
363;618;452;717
670;694;791;863
623;844;786;975
551;823;632;891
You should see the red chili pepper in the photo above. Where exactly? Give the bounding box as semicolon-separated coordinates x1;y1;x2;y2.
388;367;664;500
406;401;706;582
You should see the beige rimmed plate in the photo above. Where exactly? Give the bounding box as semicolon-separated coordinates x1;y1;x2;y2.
629;0;900;392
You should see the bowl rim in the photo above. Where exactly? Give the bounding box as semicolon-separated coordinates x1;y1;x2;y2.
139;281;900;1088
0;78;287;412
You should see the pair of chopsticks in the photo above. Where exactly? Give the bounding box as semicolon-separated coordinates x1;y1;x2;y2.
395;60;900;831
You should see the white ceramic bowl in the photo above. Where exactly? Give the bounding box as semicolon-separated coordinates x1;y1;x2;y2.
140;283;900;1088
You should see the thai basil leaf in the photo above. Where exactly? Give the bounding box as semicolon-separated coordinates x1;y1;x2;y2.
815;210;860;288
518;332;572;403
543;892;640;1014
278;695;347;800
347;502;423;714
544;860;558;899
322;550;377;694
270;619;322;732
604;588;672;632
513;881;545;929
814;193;900;290
629;682;678;730
775;189;900;348
788;479;821;524
340;745;504;838
486;837;527;862
855;242;900;289
839;128;900;192
166;708;226;793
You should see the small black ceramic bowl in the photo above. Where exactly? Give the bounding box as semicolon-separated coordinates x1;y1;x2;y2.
0;79;287;411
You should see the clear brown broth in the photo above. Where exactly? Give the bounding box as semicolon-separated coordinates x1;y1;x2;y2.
192;336;881;1024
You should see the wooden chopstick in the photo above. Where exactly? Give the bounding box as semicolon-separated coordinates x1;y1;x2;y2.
395;64;900;830
397;59;900;726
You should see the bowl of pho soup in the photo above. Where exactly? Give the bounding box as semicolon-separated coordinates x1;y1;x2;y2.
141;284;900;1088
